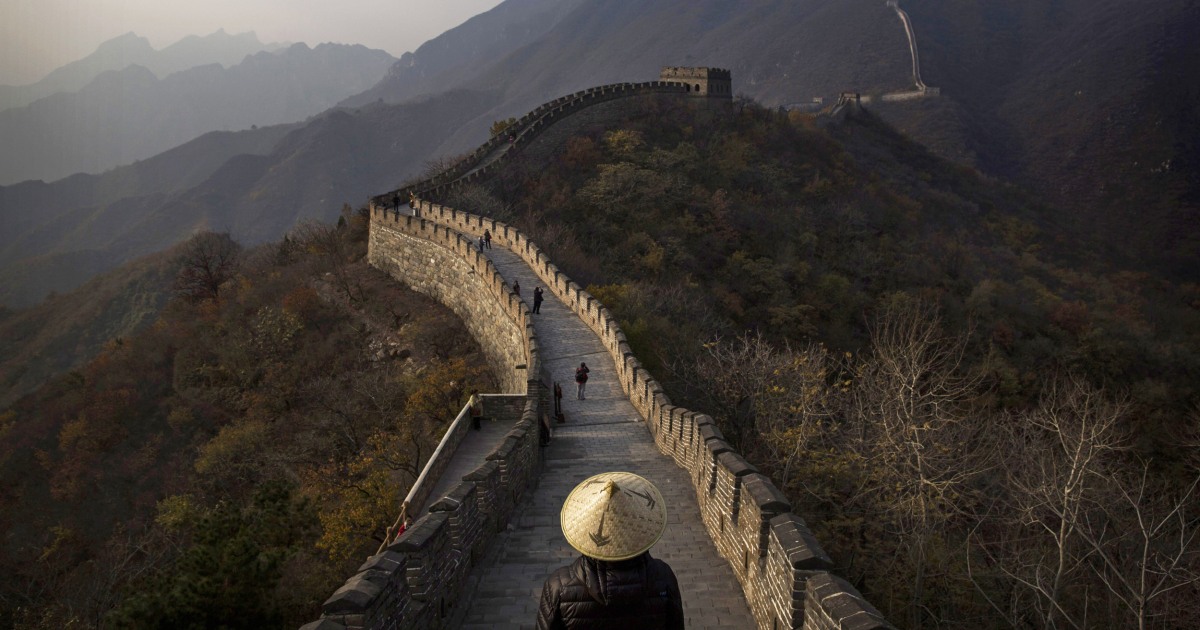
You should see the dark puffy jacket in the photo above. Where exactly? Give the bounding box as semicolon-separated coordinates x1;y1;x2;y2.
536;552;684;630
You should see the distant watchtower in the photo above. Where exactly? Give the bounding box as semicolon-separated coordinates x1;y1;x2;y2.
660;66;732;99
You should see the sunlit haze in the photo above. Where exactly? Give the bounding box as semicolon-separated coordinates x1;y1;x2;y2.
0;0;505;85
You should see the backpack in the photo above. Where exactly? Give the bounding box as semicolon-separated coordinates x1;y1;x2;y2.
575;368;588;383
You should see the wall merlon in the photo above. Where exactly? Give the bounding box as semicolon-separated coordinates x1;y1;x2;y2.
804;573;894;630
357;550;406;576
717;450;759;478
743;473;792;514
705;436;733;459
771;515;833;570
695;414;721;435
388;512;448;554
488;435;520;461
323;577;382;614
429;481;476;513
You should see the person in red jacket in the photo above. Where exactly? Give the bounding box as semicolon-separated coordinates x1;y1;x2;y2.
537;472;684;630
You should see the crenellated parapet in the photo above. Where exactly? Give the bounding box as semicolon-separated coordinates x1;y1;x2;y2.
307;68;893;630
399;197;895;630
303;208;547;630
371;71;727;208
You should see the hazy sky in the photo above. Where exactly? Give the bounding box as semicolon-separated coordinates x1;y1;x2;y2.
0;0;505;85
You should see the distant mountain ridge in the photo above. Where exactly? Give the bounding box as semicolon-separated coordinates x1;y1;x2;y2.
895;0;1200;276
2;0;1197;310
354;0;916;156
340;0;588;108
0;29;288;112
0;42;396;185
0;89;496;307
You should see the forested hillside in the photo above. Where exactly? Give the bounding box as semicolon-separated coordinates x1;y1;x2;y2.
456;97;1200;628
0;88;497;309
899;0;1200;279
0;211;496;627
0;245;181;408
6;0;1195;310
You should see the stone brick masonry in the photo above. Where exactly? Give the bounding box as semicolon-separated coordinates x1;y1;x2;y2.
392;196;896;629
303;70;894;630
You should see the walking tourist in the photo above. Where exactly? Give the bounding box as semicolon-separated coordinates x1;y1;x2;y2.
469;390;483;430
574;362;589;400
537;472;683;629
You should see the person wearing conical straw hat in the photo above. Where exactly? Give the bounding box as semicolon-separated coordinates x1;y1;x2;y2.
537;472;683;629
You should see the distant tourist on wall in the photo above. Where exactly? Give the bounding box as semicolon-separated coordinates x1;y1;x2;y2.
513;281;521;296
469;390;483;430
575;362;589;400
478;235;486;252
484;229;493;250
554;382;564;422
537;472;683;629
533;286;544;313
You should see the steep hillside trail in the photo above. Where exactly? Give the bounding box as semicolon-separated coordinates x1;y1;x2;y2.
446;245;756;628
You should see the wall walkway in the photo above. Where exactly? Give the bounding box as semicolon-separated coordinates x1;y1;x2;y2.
371;81;688;209
453;246;756;629
305;74;896;630
399;200;896;630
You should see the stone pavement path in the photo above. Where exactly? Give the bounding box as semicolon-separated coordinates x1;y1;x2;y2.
449;246;755;629
464;141;512;178
423;411;515;514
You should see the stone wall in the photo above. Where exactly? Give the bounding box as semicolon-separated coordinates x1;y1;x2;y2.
512;94;678;171
408;199;895;630
370;80;689;209
401;404;474;523
301;211;547;630
392;393;526;527
367;213;529;393
308;68;892;630
307;405;540;630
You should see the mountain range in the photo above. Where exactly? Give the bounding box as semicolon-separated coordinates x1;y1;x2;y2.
0;41;395;185
0;0;1196;383
0;29;288;112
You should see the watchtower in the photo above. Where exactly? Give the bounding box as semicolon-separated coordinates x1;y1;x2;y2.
659;66;732;99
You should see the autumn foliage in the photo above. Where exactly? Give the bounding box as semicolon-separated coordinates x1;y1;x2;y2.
464;98;1200;629
0;211;495;627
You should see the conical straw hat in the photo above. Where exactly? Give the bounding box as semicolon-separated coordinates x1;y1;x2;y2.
560;472;666;561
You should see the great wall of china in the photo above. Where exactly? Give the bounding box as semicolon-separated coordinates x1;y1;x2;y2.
793;1;937;113
301;67;896;630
